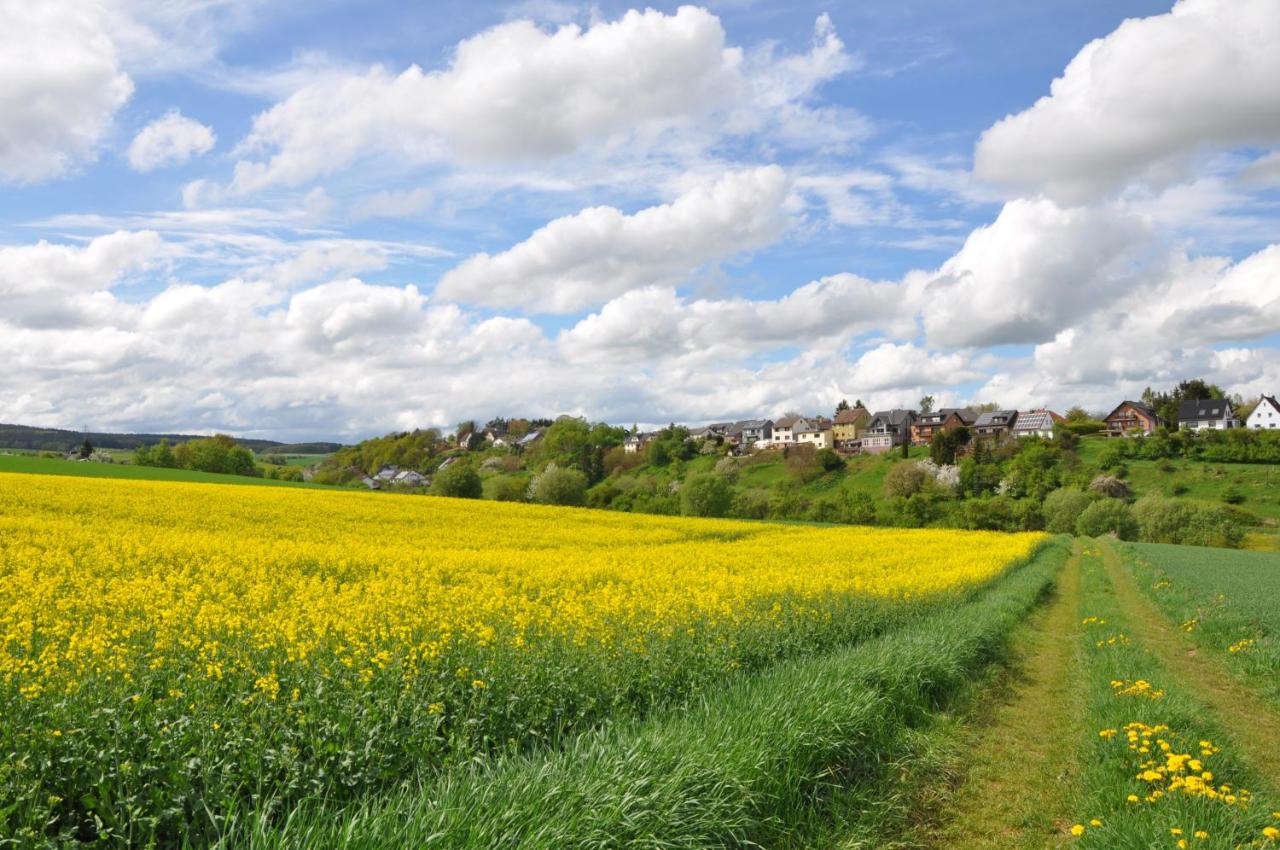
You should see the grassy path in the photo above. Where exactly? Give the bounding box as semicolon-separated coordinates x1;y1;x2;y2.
1097;538;1280;796
920;541;1085;850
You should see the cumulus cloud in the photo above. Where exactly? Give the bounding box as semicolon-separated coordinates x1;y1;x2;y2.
920;198;1154;348
975;0;1280;202
0;0;134;183
126;111;216;171
559;273;912;362
227;8;855;194
229;7;744;192
436;166;792;313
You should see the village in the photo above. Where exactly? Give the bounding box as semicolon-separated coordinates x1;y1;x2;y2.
614;395;1280;457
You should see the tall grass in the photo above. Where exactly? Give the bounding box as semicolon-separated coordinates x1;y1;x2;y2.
211;540;1069;850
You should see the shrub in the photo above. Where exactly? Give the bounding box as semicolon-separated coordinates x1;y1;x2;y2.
430;463;483;499
1089;475;1130;499
713;456;741;483
883;462;929;499
1221;484;1246;504
680;473;734;518
1133;495;1244;548
529;465;588;506
1075;499;1138;540
485;474;528;502
1132;495;1192;544
729;488;771;520
1042;488;1093;534
815;448;845;473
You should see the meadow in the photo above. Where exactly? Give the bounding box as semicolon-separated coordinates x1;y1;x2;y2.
0;471;1047;847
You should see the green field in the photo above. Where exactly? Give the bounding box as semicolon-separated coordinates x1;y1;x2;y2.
0;454;325;488
1124;542;1280;707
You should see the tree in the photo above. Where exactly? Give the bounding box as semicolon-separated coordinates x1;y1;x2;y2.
1065;406;1092;422
815;447;845;472
1075;499;1138;540
919;395;935;415
79;439;93;459
529;465;588;506
883;462;928;499
431;462;482;499
680;472;733;518
1043;488;1093;533
836;399;850;413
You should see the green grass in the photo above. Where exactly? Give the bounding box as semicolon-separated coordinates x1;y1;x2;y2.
209;540;1067;850
1123;542;1280;708
0;454;325;488
1063;541;1280;848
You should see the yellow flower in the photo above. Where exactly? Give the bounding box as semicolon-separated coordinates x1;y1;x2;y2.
1264;826;1280;840
1089;819;1102;827
1070;824;1085;837
1194;832;1208;840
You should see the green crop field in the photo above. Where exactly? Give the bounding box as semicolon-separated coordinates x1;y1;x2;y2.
0;454;324;488
1124;542;1280;707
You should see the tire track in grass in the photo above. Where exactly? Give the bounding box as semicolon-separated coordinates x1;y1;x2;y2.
1097;538;1280;796
921;541;1085;850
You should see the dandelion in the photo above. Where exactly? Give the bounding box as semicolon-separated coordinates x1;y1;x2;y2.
1070;824;1085;836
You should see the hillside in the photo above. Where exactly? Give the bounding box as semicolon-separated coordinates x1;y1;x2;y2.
0;422;341;454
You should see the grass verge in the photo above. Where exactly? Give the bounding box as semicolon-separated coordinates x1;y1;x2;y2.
1120;542;1280;709
1063;540;1279;848
208;541;1070;850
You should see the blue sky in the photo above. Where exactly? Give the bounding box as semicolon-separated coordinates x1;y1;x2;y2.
1;0;1278;440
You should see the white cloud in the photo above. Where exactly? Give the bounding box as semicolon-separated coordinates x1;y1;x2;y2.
975;0;1280;202
0;0;134;183
126;111;216;171
229;7;745;193
226;8;856;194
559;273;912;362
844;342;983;393
436;166;792;313
351;187;433;220
920;198;1154;348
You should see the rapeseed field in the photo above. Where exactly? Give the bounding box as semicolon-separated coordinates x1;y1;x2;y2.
0;471;1043;845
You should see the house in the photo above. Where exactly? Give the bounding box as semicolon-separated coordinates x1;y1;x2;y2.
692;422;732;441
795;417;834;450
1247;395;1280;430
360;475;380;490
832;406;871;451
623;432;655;454
392;469;427;487
517;430;544;448
1178;399;1240;431
771;415;804;446
734;419;773;446
860;409;917;454
1012;409;1060;439
912;408;977;446
1104;401;1163;437
374;464;400;482
973;410;1018;440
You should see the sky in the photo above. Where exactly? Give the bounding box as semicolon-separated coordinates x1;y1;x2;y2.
1;0;1279;442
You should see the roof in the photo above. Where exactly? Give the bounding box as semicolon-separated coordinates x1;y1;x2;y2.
869;409;915;427
1256;395;1280;416
735;418;771;429
1105;400;1160;421
774;415;801;428
1178;398;1233;420
1013;410;1055;432
917;407;976;425
974;410;1017;429
833;407;869;425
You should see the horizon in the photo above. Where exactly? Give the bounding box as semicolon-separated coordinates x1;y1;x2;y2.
3;0;1279;444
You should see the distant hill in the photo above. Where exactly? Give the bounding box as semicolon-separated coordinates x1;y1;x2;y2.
0;423;341;455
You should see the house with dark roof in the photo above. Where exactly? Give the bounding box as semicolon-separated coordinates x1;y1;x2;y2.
726;419;773;447
911;408;977;446
623;432;656;454
795;416;834;450
1178;399;1240;431
1012;409;1061;439
1246;395;1280;430
973;410;1018;439
1104;401;1163;437
861;409;917;454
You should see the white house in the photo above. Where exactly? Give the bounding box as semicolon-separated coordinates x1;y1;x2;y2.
1012;409;1059;439
1247;395;1280;430
795;418;833;450
1178;399;1240;431
771;415;804;446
